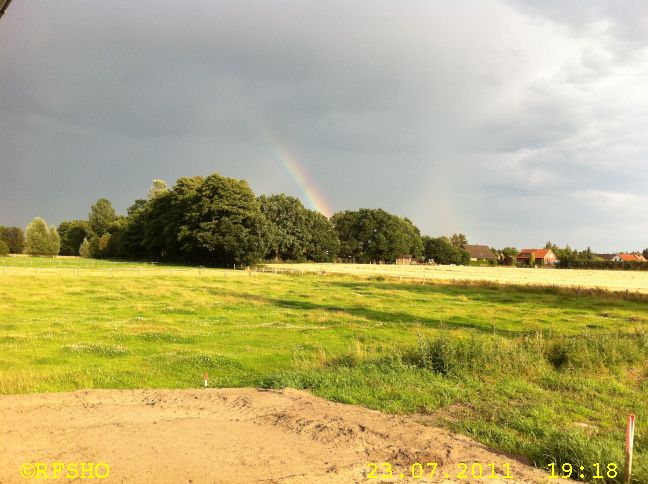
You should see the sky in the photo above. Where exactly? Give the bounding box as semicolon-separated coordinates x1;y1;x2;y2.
1;1;647;251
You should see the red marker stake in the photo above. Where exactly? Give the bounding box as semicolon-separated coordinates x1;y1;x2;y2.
625;414;635;484
204;372;209;388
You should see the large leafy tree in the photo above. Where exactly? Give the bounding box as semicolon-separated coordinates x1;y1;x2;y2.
304;210;339;262
139;174;267;266
177;174;268;266
259;194;339;262
25;217;59;256
0;226;24;253
331;209;422;263
259;194;308;261
450;233;468;247
423;236;469;265
88;198;117;237
144;176;203;260
57;220;90;256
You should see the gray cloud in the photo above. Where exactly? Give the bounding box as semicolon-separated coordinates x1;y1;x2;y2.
1;0;647;251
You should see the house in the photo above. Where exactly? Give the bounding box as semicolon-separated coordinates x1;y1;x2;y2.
462;244;497;262
395;254;412;265
516;248;558;266
613;253;647;263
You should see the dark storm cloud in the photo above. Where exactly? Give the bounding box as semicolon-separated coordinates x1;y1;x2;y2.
1;0;647;251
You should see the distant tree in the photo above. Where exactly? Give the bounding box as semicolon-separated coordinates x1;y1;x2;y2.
331;209;423;263
544;241;559;252
258;194;339;262
58;220;89;256
0;240;8;256
119;199;149;260
501;247;518;256
643;248;648;260
423;236;469;265
0;226;24;253
78;237;92;258
152;173;269;266
48;227;60;256
88;198;117;237
25;217;57;256
259;194;310;261
450;233;468;247
529;252;536;266
304;210;339;262
147;179;169;200
97;233;112;256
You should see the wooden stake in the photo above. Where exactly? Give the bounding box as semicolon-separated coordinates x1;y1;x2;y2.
626;414;635;484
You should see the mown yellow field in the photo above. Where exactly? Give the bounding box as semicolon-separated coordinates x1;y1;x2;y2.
264;262;648;294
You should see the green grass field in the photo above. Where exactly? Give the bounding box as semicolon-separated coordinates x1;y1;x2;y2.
1;256;646;482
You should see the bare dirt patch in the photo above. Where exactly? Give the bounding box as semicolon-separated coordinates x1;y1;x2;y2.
1;388;563;483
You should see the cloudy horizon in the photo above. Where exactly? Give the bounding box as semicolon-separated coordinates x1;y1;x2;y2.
1;0;647;252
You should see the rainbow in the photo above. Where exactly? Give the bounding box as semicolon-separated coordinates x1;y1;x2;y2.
224;86;333;217
260;129;333;217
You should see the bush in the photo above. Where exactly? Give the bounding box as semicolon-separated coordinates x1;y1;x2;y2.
0;240;8;256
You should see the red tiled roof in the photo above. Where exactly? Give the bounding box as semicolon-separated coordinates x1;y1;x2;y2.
618;253;646;262
518;249;550;258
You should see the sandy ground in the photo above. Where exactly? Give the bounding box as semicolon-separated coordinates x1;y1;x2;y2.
1;388;565;483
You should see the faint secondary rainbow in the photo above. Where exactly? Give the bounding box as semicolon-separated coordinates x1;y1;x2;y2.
260;129;333;217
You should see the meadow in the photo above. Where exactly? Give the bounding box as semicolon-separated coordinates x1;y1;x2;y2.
1;256;646;482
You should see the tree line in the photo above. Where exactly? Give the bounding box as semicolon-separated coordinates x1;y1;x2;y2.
2;173;470;266
3;172;646;268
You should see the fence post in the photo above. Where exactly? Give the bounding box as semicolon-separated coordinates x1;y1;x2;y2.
626;415;635;484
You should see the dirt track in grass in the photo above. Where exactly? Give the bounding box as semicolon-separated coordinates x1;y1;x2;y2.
0;388;566;483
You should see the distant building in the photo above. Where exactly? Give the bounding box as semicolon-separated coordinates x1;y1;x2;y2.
595;254;617;261
462;244;497;262
516;248;558;266
395;254;413;265
613;253;647;262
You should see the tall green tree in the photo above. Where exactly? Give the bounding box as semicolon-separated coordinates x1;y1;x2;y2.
57;220;89;256
177;173;268;266
147;179;169;200
0;240;8;256
140;174;267;266
331;209;422;263
450;233;468;247
48;227;60;256
259;194;339;262
304;210;339;262
25;217;59;256
423;236;469;265
78;237;93;258
88;198;117;237
0;226;24;253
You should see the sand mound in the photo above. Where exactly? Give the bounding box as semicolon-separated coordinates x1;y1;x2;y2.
1;388;561;483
